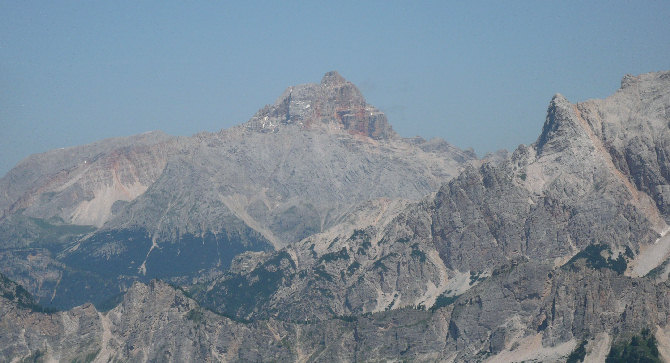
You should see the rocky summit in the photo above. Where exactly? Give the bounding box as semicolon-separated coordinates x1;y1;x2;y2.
246;71;396;139
2;70;670;362
0;72;473;310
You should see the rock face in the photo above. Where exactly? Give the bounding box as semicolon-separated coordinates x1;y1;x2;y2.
3;263;670;362
0;72;474;309
246;71;396;139
200;72;669;325
0;278;455;362
193;70;670;359
0;131;173;227
577;72;670;217
2;70;670;362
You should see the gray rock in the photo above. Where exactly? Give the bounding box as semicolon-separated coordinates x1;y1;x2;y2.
2;70;670;362
0;72;473;309
246;70;396;140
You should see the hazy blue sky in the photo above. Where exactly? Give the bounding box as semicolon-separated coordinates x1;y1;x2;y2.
2;1;669;175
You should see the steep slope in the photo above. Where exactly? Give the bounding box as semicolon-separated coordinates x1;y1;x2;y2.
0;131;174;227
4;261;670;362
246;70;396;139
0;278;455;362
0;71;474;309
430;92;661;273
201;72;669;323
577;72;670;216
196;72;670;362
2;70;670;362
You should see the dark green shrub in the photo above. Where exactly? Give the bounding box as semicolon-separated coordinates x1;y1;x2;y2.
431;293;459;311
606;328;661;363
564;244;627;275
319;247;350;263
567;340;587;363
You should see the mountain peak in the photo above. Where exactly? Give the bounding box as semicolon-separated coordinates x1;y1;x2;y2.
246;72;396;140
321;70;347;86
535;93;584;155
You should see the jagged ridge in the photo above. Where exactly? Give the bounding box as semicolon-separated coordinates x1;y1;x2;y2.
245;71;396;139
0;72;473;309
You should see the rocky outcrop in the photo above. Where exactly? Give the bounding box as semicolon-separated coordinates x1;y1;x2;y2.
0;278;452;362
4;258;670;362
576;71;670;217
201;72;670;324
2;70;670;362
246;71;396;139
0;131;174;227
0;72;474;309
429;78;669;273
199;197;457;322
190;71;670;361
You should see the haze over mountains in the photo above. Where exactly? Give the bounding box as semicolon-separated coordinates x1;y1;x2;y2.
0;71;474;309
2;70;670;362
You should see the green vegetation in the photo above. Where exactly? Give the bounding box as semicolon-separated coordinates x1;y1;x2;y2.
469;270;485;285
351;229;373;254
279;336;293;350
430;293;459;311
313;265;334;282
349;229;370;243
206;251;294;319
31;217;95;237
1;215;95;250
410;243;426;262
567;340;587;363
490;257;526;277
347;261;361;274
315;287;334;299
70;349;100;363
646;258;670;279
94;292;125;312
20;349;44;363
334;314;358;322
372;253;398;272
564;244;627;275
606;328;661;363
0;273;58;314
625;245;635;259
319;247;350;263
186;308;205;324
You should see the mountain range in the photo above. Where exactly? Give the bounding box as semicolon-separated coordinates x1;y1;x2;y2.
0;71;473;309
1;70;670;362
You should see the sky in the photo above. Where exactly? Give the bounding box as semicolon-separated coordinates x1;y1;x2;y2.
1;1;670;175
